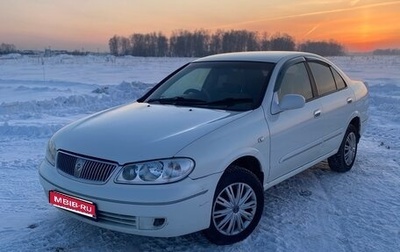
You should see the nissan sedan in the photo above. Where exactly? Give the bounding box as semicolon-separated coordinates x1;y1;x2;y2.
39;51;368;245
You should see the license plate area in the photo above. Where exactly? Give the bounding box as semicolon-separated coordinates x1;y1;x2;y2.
49;191;97;219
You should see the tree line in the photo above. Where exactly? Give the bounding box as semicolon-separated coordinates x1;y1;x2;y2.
373;48;400;55
0;43;17;54
109;29;346;57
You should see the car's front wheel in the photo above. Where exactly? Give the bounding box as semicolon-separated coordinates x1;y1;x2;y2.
203;165;264;245
328;124;358;172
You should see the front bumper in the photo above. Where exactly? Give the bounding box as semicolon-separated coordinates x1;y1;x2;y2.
39;160;220;237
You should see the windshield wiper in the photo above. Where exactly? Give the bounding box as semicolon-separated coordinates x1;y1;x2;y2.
147;96;207;105
147;97;253;109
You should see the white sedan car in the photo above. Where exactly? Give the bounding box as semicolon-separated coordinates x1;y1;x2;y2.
39;51;368;245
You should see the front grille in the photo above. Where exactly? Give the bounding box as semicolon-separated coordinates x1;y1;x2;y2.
56;151;117;183
97;211;138;228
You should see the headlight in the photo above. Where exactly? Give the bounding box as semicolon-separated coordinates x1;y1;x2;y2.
45;138;56;166
115;158;194;184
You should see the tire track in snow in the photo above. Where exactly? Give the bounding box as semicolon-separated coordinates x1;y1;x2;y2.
311;163;355;252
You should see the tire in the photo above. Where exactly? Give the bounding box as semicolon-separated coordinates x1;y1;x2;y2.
328;124;358;173
203;165;264;245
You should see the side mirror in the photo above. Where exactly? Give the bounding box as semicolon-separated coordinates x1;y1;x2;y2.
279;94;305;111
271;93;306;114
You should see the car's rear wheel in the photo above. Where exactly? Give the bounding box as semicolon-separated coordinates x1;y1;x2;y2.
328;124;358;172
203;165;264;245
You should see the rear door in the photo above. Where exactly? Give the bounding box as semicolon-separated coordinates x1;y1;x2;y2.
306;59;356;155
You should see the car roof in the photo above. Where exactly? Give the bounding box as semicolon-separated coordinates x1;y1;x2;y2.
194;51;322;64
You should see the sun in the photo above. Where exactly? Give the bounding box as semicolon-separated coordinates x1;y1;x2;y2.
345;8;379;52
359;9;372;41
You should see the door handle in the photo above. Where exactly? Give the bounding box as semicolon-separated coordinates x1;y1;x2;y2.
347;97;353;104
314;109;321;118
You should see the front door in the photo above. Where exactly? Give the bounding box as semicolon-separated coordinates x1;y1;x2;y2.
266;61;325;181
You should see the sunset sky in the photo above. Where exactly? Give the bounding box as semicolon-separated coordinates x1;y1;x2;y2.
1;0;399;52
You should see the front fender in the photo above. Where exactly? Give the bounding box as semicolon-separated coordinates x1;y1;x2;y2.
178;109;270;181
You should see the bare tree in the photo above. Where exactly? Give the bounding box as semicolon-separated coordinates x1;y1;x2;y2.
108;36;119;56
259;32;270;51
170;30;194;57
156;32;169;57
0;43;17;54
120;37;130;55
270;33;296;51
192;29;210;56
299;40;345;56
209;30;224;54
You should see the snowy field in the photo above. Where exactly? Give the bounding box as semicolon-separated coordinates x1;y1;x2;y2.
0;54;399;252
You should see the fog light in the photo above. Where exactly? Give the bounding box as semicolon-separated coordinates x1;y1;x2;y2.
138;217;166;230
153;218;166;227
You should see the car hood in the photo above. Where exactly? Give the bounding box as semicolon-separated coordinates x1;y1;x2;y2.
53;102;248;164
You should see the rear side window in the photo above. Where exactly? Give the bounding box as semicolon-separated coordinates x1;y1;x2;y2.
278;62;313;101
332;68;346;90
309;62;336;96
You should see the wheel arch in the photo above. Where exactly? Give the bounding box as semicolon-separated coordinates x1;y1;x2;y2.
226;156;264;185
349;116;361;143
204;157;265;245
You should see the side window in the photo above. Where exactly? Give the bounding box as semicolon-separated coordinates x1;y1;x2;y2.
278;62;313;101
309;62;337;96
331;68;346;90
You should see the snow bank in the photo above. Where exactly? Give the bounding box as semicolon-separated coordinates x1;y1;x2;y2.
0;81;151;138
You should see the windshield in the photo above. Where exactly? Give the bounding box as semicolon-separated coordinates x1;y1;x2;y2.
143;61;275;111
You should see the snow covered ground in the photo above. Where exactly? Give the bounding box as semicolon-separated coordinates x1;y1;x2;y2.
0;54;399;251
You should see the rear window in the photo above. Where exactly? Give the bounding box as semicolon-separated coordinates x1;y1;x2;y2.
332;68;347;90
309;62;337;96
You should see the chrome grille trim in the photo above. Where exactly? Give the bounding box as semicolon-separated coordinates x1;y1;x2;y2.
56;151;118;183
